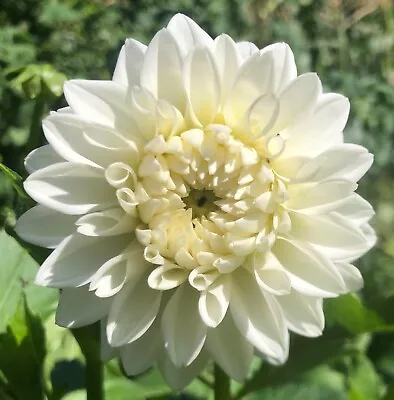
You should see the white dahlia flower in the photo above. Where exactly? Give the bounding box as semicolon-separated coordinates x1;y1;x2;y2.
16;14;376;389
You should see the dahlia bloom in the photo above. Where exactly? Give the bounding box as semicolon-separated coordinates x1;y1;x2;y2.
16;14;375;389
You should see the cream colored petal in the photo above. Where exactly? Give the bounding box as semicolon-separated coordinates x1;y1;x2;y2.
296;144;373;183
260;42;297;94
89;253;130;298
336;262;363;292
230;269;289;364
278;291;324;337
206;312;253;382
120;322;160;376
332;193;375;225
214;34;241;105
107;277;161;347
236;41;259;60
183;47;221;126
167;13;213;56
56;286;111;328
162;284;207;367
140;28;185;110
224;51;274;125
43;113;139;169
112;39;146;87
148;263;188;290
35;233;129;288
64;80;132;132
15;205;78;248
24;162;116;215
198;275;231;328
157;348;208;391
290;212;368;248
76;208;137;236
24;145;63;173
273;237;346;297
270;73;321;134
286;179;357;214
282;93;348;157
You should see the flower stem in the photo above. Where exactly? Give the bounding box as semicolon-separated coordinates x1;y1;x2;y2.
72;323;104;400
214;364;230;400
85;352;104;400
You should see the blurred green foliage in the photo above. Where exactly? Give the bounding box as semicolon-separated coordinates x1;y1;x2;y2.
1;0;394;399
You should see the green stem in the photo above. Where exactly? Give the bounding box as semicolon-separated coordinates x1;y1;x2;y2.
72;323;104;400
214;364;230;400
85;351;104;400
25;99;46;155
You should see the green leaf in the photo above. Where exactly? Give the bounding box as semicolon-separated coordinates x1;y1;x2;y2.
325;294;394;334
8;64;66;100
234;334;349;399
62;378;150;400
246;383;346;400
105;363;172;399
348;355;384;400
0;230;57;332
0;294;47;400
0;163;27;199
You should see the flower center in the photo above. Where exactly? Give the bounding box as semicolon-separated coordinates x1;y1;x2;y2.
105;121;292;290
183;190;219;218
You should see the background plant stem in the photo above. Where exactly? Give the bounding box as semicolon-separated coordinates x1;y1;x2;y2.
25;98;46;156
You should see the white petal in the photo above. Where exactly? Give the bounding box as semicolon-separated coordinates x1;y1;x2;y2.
286;179;357;213
198;275;231;328
89;254;130;298
148;263;188;290
236;41;259;60
252;252;291;295
289;212;369;251
273;238;346;297
271;155;310;181
214;34;240;104
283;93;349;157
113;39;147;87
157;348;208;391
334;194;375;225
162;284;207;367
335;262;363;292
43;113;139;169
296;144;373;183
24;162;116;215
36;233;129;287
230;269;289;363
76;208;137;236
64;80;132;132
167;13;213;56
184;47;221;126
140;29;185;110
361;223;377;250
100;318;116;361
24;145;63;173
107;277;161;347
56;286;111;328
120;322;160;376
225;51;274;125
278;291;324;337
206;312;253;382
238;93;279;138
270;73;321;134
15;205;78;248
260;42;297;94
